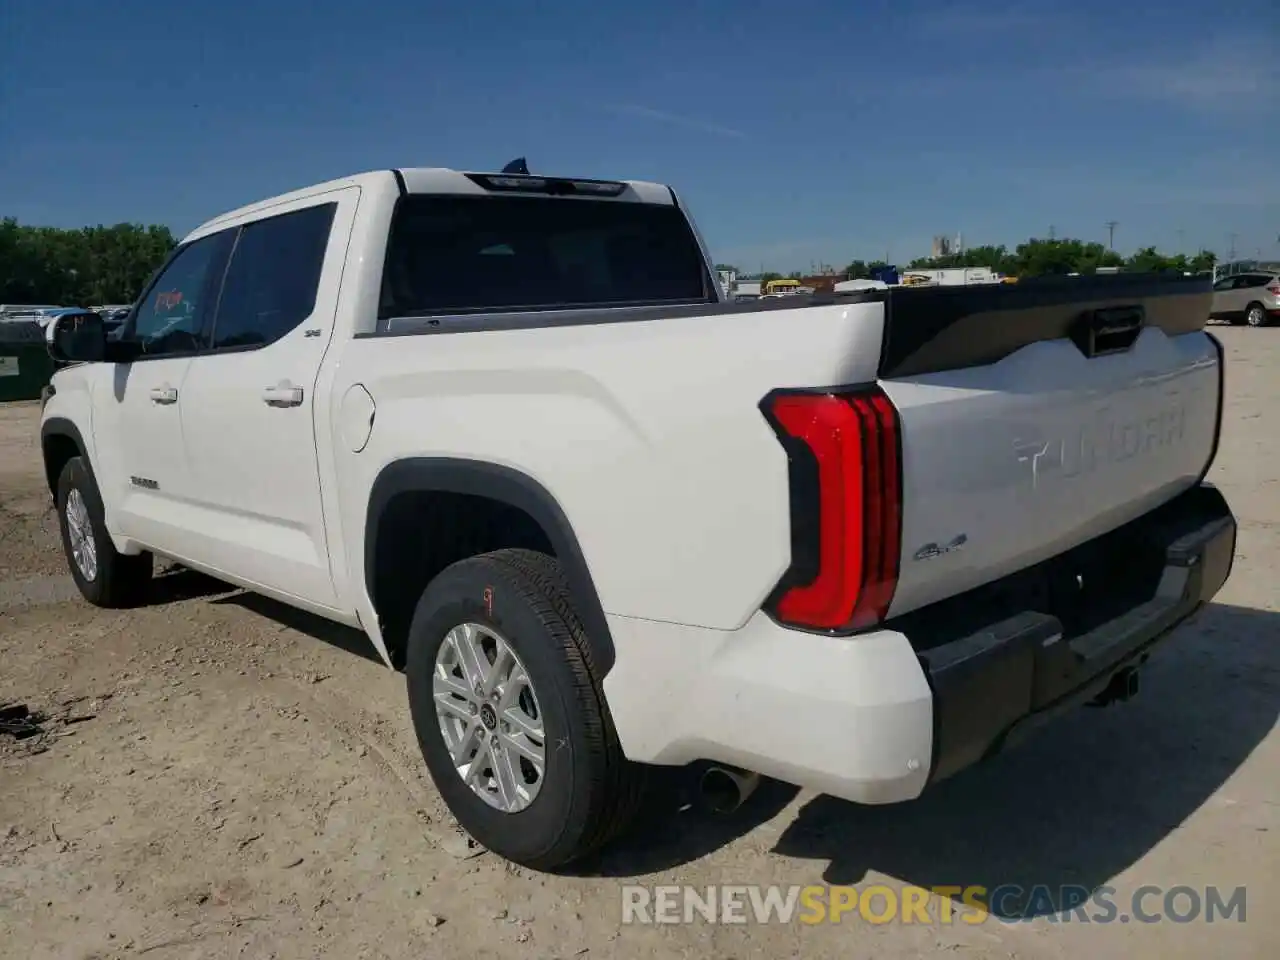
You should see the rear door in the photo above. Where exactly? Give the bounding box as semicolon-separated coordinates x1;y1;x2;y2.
175;188;358;610
1238;274;1278;315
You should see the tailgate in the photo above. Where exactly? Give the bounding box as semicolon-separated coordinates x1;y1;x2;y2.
877;276;1222;620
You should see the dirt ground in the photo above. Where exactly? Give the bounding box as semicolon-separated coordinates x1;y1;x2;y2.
2;328;1277;960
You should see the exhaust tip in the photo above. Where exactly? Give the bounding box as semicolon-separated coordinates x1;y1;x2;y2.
1122;668;1140;700
1089;666;1141;707
699;765;761;814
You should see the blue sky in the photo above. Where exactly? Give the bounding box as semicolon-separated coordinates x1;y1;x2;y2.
2;0;1276;271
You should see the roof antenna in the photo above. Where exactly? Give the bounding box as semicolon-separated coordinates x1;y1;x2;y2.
501;157;529;174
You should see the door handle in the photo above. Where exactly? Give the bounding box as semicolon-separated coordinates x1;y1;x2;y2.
262;381;304;408
149;385;178;405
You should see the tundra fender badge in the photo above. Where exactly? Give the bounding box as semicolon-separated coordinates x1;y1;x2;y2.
913;533;967;562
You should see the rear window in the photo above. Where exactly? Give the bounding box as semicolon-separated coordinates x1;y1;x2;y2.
378;195;713;319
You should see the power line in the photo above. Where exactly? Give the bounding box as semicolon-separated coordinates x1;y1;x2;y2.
1104;220;1119;250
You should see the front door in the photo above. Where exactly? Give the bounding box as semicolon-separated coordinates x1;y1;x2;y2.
176;189;357;610
91;230;234;558
1210;276;1245;320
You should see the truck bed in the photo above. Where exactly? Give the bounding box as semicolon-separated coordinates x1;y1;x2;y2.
360;271;1220;630
374;271;1212;375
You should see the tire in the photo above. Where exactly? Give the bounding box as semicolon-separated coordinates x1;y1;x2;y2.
405;548;644;870
1245;303;1268;327
55;456;153;608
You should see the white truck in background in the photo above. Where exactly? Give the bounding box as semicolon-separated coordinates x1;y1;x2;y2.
40;164;1235;869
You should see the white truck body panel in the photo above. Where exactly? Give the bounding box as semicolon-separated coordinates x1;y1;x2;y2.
333;299;887;641
39;165;1233;813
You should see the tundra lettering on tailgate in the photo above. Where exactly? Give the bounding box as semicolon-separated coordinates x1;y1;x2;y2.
1015;399;1189;489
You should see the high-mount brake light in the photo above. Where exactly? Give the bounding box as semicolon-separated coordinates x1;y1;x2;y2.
762;387;902;631
467;173;627;197
568;180;627;195
487;176;550;191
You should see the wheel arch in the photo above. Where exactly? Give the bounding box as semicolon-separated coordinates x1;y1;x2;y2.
40;416;90;498
364;458;616;675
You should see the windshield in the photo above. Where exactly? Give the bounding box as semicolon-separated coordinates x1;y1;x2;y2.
379;194;713;318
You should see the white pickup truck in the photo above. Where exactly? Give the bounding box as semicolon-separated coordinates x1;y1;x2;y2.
40;165;1236;870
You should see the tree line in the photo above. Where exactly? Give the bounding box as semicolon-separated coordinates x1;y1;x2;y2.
898;237;1217;278
1;217;176;306
4;217;1223;309
720;237;1219;284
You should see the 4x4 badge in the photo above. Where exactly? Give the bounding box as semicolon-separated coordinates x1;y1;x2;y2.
913;534;967;562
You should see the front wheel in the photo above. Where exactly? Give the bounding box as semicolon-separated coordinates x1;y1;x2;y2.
405;549;644;870
55;456;153;607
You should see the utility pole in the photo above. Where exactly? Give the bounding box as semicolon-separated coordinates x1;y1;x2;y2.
1227;233;1238;259
1105;220;1119;250
1048;224;1056;240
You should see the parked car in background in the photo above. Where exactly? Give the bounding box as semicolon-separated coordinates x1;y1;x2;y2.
2;307;65;327
1;304;62;320
1210;271;1280;327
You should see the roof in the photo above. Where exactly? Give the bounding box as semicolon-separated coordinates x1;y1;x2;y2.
185;167;677;244
186;170;394;242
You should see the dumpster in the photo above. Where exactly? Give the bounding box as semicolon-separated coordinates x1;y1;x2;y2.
0;320;56;403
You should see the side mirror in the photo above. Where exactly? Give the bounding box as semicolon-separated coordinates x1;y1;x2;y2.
46;310;107;364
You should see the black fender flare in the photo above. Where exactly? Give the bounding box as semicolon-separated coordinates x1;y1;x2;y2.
364;458;616;675
39;416;91;496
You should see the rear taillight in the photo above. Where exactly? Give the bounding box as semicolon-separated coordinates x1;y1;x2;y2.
1266;282;1280;296
762;386;902;631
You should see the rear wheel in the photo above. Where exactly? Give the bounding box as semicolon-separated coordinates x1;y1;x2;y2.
405;548;644;870
1246;303;1268;327
56;456;153;607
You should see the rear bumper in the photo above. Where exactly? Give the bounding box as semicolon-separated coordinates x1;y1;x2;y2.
602;484;1235;804
920;483;1236;784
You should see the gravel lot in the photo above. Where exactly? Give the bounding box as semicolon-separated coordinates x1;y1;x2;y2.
2;327;1277;959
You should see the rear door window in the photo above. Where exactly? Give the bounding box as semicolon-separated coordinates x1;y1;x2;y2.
379;195;713;319
210;203;337;350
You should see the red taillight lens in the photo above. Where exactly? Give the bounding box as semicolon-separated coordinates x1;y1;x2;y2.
763;387;902;631
1266;282;1280;296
